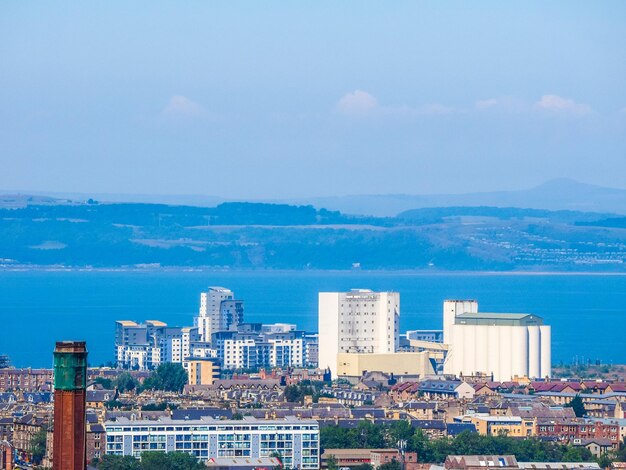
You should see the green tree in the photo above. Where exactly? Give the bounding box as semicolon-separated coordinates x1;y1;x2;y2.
115;372;139;393
97;454;141;470
270;451;284;469
353;420;385;449
385;420;414;449
142;363;188;392
139;452;205;470
614;438;626;462
596;453;612;469
379;459;402;470
95;376;114;389
30;428;47;465
325;454;338;470
565;395;587;417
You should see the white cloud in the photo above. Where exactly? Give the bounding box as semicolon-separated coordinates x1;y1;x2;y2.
161;95;207;119
415;103;461;115
335;90;462;118
534;94;591;116
475;98;499;109
336;90;378;115
474;97;529;113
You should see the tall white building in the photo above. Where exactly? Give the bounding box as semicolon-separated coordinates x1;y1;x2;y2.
318;289;400;377
195;287;244;342
443;300;551;381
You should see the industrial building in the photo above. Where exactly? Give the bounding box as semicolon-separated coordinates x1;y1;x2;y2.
443;300;551;381
318;289;400;377
336;351;436;381
52;341;87;470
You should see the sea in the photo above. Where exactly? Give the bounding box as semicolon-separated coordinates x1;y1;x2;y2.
1;270;625;368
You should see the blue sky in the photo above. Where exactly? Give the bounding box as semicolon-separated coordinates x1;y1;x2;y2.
1;2;625;199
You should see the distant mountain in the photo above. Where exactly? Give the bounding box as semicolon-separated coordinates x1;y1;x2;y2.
298;179;626;216
4;178;626;217
0;190;224;208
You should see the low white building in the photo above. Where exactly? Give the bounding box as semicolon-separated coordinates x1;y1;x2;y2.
104;416;319;469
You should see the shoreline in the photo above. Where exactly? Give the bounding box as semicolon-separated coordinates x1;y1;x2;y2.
1;266;626;276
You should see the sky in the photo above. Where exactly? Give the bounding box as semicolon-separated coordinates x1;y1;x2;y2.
1;2;626;199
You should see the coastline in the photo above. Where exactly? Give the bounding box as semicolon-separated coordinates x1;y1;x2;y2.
1;265;626;276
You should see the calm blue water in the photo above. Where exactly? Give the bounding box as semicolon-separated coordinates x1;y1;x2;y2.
1;270;625;368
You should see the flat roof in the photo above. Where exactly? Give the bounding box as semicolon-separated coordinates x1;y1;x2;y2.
455;312;544;326
105;416;318;426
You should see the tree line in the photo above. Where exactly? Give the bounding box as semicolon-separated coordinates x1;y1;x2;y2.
321;420;596;463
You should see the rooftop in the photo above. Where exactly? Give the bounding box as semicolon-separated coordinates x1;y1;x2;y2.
455;312;544;326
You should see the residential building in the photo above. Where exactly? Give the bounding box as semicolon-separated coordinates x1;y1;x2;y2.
115;321;199;370
0;368;53;392
445;455;519;470
321;449;418;470
212;324;308;370
183;358;221;385
418;379;476;400
318;289;400;377
104;416;319;469
195;287;244;342
443;300;551;381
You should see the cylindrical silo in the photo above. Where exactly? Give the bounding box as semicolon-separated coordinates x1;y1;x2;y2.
527;325;541;379
499;326;513;381
540;325;551;378
511;327;528;379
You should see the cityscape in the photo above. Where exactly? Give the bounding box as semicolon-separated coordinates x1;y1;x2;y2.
2;1;626;470
1;286;625;469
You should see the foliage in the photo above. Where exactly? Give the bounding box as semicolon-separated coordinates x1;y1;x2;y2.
565;395;586;417
325;454;338;470
139;451;205;469
6;201;619;271
614;438;626;462
96;452;204;470
269;451;284;470
97;455;141;470
283;380;326;403
116;372;139;392
141;402;178;411
320;426;594;463
141;363;188;392
379;460;402;470
596;453;612;469
30;428;47;465
95;376;114;389
105;399;128;410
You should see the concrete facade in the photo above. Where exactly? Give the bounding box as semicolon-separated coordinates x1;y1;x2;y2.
443;300;551;382
336;352;435;379
319;290;400;377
